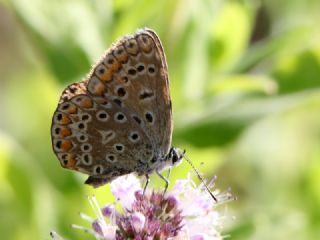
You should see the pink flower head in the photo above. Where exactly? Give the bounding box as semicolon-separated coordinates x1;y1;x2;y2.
50;174;234;240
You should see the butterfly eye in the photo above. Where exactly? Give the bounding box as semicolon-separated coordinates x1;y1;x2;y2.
172;154;178;164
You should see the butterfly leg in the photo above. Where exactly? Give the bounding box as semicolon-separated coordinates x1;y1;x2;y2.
143;174;150;196
156;170;170;195
166;167;172;180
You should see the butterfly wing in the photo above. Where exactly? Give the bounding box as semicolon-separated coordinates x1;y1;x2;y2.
51;29;172;187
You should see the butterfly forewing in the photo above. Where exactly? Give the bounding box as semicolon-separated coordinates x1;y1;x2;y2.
144;29;173;156
51;29;173;187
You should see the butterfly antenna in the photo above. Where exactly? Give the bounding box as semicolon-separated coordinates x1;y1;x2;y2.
183;153;218;202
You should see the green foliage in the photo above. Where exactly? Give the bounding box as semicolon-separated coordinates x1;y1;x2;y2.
0;0;320;239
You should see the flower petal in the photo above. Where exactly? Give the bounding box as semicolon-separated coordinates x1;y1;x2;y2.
111;174;141;210
131;212;146;232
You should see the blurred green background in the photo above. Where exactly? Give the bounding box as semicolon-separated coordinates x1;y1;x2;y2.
1;0;320;239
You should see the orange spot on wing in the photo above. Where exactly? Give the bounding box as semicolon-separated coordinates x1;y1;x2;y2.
60;127;71;138
115;52;129;63
110;61;121;72
61;114;71;124
99;68;113;82
66;154;77;168
80;97;93;108
61;140;72;152
93;81;105;95
67;104;77;114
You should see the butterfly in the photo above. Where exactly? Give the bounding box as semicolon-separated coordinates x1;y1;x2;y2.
51;28;185;189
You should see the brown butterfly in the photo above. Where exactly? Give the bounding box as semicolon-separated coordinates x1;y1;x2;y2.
51;28;184;189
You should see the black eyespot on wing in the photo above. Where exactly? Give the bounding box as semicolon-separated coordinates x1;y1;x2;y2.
83;144;90;151
62;104;69;110
128;68;136;76
148;66;155;73
137;65;145;72
139;91;154;100
129;132;140;142
145;112;153;123
57;113;63;120
83;154;91;164
117;87;126;97
116;113;125;121
95;166;102;174
55;127;61;134
56;141;62;149
99;68;105;74
82;114;90;121
98;113;108;119
133;115;142;125
115;144;123;151
79;135;86;141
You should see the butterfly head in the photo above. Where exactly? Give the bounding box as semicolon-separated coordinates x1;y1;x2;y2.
167;147;185;167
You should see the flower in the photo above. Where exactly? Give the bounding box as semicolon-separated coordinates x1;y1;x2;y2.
50;174;234;240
